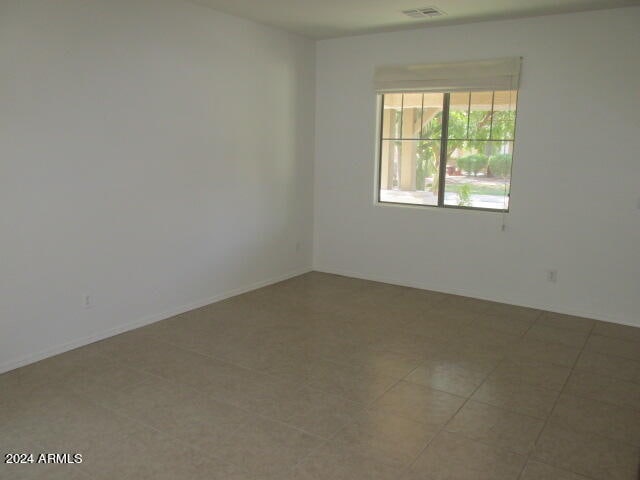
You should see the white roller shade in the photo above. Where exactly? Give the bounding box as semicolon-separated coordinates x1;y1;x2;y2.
374;57;521;93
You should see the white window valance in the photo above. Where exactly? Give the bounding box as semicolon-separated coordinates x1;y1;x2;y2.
374;57;521;93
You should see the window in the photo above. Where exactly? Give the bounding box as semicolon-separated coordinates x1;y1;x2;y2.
375;57;521;211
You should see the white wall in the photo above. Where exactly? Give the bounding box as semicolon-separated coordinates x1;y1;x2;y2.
314;8;640;326
0;0;315;372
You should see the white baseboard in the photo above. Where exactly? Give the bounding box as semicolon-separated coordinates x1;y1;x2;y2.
0;267;311;375
313;265;638;329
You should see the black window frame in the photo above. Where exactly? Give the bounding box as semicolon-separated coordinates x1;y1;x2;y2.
377;90;518;213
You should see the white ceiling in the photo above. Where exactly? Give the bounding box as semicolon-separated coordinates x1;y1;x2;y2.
192;0;639;39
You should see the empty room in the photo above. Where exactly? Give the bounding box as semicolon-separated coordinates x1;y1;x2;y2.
1;0;639;479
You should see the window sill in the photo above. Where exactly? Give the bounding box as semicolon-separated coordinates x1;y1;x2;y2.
374;200;509;214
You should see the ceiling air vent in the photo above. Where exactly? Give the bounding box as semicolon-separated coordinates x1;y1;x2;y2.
402;6;445;18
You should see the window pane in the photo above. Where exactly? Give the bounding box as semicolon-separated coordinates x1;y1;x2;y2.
379;90;517;211
448;92;470;140
401;93;423;139
380;139;440;206
443;140;513;210
468;91;493;140
421;93;444;139
491;90;517;140
382;94;402;139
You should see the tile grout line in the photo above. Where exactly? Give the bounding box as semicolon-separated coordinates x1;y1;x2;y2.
103;314;467;451
514;315;599;480
64;379;260;474
69;309;619;479
398;359;505;477
396;309;544;478
60;347;357;480
263;338;425;473
6;277;638;480
273;298;455;477
80;310;440;450
171;302;537;476
69;374;333;478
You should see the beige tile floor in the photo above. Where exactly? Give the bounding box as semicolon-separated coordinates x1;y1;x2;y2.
1;272;639;480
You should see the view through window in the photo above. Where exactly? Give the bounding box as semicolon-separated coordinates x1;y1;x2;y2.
379;90;517;211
